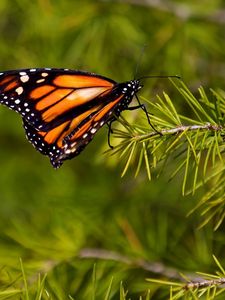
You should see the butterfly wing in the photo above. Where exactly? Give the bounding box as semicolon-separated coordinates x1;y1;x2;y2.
23;118;66;168
0;68;140;167
0;68;116;131
23;92;126;168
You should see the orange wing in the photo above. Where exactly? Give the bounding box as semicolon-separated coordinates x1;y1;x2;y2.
0;68;141;167
0;68;115;131
22;93;125;168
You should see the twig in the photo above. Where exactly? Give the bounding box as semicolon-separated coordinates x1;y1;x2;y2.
130;122;223;141
79;248;225;289
184;278;225;290
79;248;195;281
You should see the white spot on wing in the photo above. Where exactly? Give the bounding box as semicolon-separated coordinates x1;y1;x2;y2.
65;149;72;154
16;86;23;95
20;75;29;83
41;72;48;77
90;128;97;134
36;78;45;83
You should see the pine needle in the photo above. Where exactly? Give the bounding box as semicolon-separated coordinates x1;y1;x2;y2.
121;142;136;177
20;258;29;300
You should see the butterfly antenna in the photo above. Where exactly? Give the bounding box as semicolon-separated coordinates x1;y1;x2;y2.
133;44;147;80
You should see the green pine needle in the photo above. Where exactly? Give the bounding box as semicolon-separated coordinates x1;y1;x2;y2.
109;81;225;228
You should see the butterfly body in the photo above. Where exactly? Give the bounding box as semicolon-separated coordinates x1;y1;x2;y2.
0;68;142;168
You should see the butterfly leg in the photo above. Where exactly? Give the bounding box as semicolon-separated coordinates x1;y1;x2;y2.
106;118;116;149
126;95;162;135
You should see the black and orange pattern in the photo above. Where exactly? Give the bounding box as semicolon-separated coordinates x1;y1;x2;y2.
0;68;142;167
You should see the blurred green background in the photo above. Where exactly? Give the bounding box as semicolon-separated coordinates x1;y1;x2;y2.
0;0;224;299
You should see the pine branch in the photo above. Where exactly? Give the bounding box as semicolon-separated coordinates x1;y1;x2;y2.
128;122;223;140
79;249;225;299
78;247;189;281
109;81;225;228
184;278;225;290
147;256;225;299
111;81;225;185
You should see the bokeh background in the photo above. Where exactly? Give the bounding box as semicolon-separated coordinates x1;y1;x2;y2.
0;0;224;299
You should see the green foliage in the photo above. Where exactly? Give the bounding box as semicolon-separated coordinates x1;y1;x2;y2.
0;0;225;299
147;256;225;300
111;80;225;184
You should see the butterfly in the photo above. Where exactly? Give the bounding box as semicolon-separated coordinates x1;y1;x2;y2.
0;68;157;168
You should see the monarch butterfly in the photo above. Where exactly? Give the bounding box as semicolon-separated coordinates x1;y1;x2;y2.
0;68;176;168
